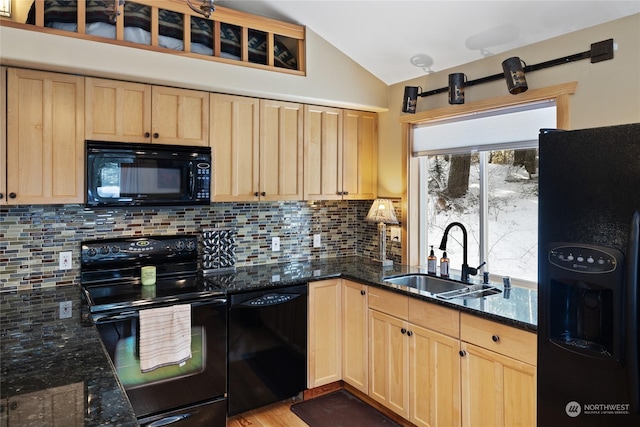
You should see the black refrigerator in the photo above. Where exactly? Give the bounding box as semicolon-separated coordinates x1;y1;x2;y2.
538;123;640;426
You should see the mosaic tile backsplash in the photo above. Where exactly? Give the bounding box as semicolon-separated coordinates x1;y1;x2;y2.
0;201;402;291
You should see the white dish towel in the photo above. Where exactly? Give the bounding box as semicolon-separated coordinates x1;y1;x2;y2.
138;304;192;372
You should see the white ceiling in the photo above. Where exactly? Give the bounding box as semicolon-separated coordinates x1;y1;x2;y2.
215;0;640;85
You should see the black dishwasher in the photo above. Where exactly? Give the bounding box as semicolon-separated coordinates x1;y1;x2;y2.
227;284;307;415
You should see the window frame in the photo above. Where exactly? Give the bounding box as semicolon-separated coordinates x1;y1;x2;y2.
400;82;577;277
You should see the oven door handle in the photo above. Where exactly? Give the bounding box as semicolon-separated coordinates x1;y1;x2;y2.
92;298;227;323
93;311;139;323
144;413;192;426
192;298;227;307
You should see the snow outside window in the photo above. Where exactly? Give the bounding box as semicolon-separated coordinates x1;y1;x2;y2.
416;102;555;286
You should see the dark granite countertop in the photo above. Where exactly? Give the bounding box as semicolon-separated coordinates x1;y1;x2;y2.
208;256;537;332
0;256;536;426
0;285;138;426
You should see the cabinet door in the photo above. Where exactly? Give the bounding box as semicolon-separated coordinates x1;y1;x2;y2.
342;280;368;394
308;279;342;388
6;68;84;204
1;67;6;205
152;86;209;146
209;93;259;201
343;110;377;200
460;342;536;427
85;77;151;142
410;323;462;427
369;309;409;419
303;105;343;200
259;100;303;201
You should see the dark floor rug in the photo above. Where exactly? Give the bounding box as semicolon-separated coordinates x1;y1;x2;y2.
291;390;401;427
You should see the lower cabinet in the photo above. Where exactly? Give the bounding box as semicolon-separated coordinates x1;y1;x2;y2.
410;323;461;427
369;309;410;418
368;287;461;427
459;313;537;427
307;282;536;427
307;279;342;388
342;280;369;394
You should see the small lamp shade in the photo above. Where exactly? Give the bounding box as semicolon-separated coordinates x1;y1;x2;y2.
366;199;399;267
366;199;399;225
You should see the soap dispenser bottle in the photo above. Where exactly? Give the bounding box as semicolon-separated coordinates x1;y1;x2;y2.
440;251;450;278
427;246;437;275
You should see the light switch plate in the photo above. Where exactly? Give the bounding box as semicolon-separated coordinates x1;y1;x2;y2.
313;234;321;248
272;237;280;252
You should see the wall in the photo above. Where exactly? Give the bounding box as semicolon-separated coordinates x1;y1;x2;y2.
0;24;388;112
0;200;402;291
377;14;640;198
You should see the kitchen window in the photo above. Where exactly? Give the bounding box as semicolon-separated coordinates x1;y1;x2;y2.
413;102;556;286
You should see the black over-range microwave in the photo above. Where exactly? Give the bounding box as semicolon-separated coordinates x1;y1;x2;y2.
86;141;211;207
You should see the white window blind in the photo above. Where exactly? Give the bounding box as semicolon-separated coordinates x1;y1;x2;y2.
412;101;557;155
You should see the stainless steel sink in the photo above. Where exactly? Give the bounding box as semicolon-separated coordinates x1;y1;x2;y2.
382;274;501;300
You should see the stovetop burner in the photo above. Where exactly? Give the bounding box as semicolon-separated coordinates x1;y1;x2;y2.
81;235;227;313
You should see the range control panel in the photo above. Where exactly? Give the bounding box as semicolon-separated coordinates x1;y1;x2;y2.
548;244;620;273
81;235;197;265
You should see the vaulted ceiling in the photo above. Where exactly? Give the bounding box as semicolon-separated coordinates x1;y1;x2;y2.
216;0;640;85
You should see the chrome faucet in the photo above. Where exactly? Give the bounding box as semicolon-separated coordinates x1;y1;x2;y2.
438;222;485;283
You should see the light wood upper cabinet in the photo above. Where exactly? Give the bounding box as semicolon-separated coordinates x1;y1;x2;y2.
342;110;377;200
308;279;343;388
152;86;209;146
303;105;343;200
6;68;84;205
259;99;304;201
342;280;369;394
1;67;6;204
210;95;302;201
85;78;151;143
460;314;536;427
304;107;377;200
86;78;209;146
210;93;260;201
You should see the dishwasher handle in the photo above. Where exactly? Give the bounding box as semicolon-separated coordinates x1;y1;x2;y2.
237;292;302;307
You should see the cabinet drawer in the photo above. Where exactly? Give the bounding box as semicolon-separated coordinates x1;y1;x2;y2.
368;287;408;319
460;313;536;365
408;298;460;338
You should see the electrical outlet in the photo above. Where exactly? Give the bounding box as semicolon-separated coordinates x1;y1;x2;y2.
390;227;401;243
313;234;321;248
272;237;280;252
59;301;72;319
59;251;72;270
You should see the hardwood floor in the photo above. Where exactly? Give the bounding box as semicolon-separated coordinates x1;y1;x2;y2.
226;383;414;427
226;398;309;427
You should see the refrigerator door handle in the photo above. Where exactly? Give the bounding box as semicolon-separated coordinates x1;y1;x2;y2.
627;210;640;414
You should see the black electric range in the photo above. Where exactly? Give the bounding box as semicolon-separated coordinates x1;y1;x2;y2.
80;234;229;426
81;235;226;313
